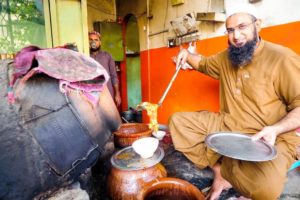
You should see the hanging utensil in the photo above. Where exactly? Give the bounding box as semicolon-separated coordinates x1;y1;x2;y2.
121;116;130;123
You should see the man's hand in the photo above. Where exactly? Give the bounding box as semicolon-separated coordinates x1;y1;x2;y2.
251;126;278;145
252;107;300;145
173;48;202;70
172;56;193;70
115;92;121;107
172;50;193;70
176;49;190;68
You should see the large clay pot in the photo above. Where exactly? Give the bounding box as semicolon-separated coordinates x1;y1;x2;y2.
138;177;205;200
107;163;167;200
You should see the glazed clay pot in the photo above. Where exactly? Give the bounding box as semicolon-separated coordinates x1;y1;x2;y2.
107;163;167;200
113;123;152;147
138;177;205;200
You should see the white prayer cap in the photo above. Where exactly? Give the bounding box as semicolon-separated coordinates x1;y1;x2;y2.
225;3;259;19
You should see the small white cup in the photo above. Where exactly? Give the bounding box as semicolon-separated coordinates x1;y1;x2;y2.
152;130;166;140
132;137;159;158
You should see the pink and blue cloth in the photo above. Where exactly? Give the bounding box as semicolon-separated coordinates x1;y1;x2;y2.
9;46;109;107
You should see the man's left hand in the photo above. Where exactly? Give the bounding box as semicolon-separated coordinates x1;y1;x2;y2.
251;126;278;145
115;92;121;107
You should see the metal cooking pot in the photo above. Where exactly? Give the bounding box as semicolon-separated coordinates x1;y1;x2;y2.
121;109;142;123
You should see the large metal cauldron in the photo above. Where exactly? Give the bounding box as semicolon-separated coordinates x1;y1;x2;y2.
0;59;121;200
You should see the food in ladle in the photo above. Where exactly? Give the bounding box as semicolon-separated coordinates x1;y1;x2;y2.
136;102;159;132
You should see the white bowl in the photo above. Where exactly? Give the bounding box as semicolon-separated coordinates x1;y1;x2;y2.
132;137;159;158
152;130;166;140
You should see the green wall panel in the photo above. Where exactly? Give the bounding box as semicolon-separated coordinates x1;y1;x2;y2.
126;56;141;109
125;17;139;53
56;0;86;52
94;21;124;61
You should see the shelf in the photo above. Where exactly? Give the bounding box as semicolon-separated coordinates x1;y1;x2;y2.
126;52;140;57
196;12;226;22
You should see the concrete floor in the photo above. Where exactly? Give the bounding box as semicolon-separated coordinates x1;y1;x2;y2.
281;169;300;200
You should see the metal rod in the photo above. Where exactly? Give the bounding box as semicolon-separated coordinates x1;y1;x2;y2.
148;29;169;37
158;64;182;106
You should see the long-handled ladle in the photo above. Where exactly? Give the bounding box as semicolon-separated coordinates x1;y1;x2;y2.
157;63;182;106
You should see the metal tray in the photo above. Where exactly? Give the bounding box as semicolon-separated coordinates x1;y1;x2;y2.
205;132;277;162
111;146;164;171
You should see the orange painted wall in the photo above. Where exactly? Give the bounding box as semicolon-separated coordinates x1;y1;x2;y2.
138;21;300;125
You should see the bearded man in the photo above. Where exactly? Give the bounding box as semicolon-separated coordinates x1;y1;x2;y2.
89;31;121;107
169;3;300;200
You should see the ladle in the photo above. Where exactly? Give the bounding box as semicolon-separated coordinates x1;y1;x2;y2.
121;116;129;123
158;63;182;106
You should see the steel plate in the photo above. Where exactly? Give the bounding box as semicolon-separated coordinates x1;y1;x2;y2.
205;132;277;162
111;146;164;171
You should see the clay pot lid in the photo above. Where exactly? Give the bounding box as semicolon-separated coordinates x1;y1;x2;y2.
111;146;164;171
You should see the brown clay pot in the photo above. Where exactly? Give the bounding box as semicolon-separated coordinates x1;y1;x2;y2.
113;123;152;147
138;177;205;200
107;163;167;200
